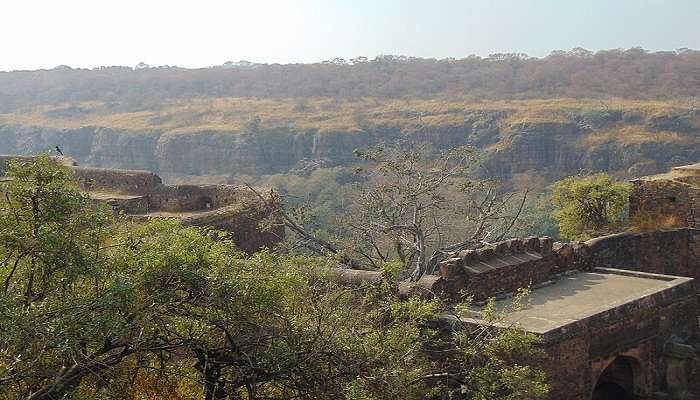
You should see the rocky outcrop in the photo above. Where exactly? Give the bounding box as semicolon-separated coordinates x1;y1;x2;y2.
0;123;472;179
0;110;697;181
0;125;160;172
482;120;700;178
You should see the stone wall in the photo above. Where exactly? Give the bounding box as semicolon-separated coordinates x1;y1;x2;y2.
542;271;698;400
584;228;700;283
147;184;247;212
73;166;162;195
630;164;700;229
437;236;593;302
1;155;282;254
435;228;700;301
179;202;284;254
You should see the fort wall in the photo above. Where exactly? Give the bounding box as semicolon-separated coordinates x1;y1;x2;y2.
0;155;282;253
440;237;552;301
147;184;247;212
630;163;700;229
73;166;162;196
543;272;698;399
585;228;700;283
179;203;284;254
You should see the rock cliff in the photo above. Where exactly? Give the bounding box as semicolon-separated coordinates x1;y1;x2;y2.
1;103;697;182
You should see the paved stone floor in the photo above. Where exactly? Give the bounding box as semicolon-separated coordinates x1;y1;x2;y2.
466;269;692;333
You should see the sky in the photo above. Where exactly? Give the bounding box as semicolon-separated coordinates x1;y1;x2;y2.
1;0;699;71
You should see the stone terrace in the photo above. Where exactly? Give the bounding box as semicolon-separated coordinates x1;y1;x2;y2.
461;268;697;399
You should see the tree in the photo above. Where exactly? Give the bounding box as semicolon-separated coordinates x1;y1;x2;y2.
0;156;546;400
443;289;549;400
348;142;528;280
551;173;631;240
0;156;430;399
252;142;527;280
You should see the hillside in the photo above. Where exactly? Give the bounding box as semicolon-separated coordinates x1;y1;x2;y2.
0;48;699;114
0;97;698;183
1;49;699;184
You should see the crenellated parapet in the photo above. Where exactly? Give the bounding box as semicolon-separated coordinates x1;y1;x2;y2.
435;236;593;302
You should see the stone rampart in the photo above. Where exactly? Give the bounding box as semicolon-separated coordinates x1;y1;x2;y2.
73;166;162;195
542;270;698;400
436;236;589;302
0;155;282;253
147;184;246;212
584;228;700;283
630;163;700;229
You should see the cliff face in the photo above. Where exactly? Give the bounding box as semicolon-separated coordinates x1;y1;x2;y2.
0;108;697;182
482;122;700;178
0;125;161;172
0;123;475;178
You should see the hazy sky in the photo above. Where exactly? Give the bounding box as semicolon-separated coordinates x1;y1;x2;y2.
2;0;699;71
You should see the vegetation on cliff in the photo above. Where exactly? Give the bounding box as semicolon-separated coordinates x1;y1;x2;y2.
1;97;697;138
0;48;697;243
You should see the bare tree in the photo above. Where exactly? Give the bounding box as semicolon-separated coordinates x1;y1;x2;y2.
248;141;527;280
346;142;527;280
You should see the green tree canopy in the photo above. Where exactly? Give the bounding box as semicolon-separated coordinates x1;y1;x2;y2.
551;173;631;240
0;156;547;400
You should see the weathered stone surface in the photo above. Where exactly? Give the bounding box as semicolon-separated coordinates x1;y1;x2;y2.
630;163;700;229
1;155;283;254
584;228;700;284
1;110;698;182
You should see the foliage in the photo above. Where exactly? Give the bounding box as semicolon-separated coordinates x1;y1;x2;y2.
551;173;632;240
252;142;528;280
0;155;116;399
346;142;527;279
1;48;699;114
510;191;560;240
443;289;549;400
0;156;547;400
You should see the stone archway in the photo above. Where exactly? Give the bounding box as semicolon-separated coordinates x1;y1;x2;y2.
592;356;638;400
197;196;213;210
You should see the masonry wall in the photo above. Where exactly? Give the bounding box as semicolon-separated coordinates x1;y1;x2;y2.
542;335;592;400
542;274;698;400
630;178;700;229
73;166;162;195
438;237;595;302
147;184;247;212
181;203;284;254
584;228;700;282
3;156;283;253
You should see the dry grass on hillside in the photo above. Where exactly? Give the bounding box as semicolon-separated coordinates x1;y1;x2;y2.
0;97;695;136
580;125;693;146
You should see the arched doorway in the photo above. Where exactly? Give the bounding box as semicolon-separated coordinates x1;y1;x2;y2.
592;356;636;400
197;196;213;210
592;382;631;400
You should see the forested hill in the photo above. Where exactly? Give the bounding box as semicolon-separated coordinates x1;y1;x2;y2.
1;48;699;112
